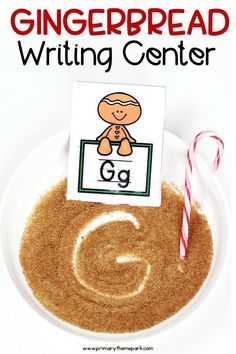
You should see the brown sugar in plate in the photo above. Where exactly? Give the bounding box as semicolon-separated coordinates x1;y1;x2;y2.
19;179;213;333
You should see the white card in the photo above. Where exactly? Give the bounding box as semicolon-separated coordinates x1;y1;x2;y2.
67;82;165;207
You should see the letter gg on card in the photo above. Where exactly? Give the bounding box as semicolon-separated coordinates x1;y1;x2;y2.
67;82;165;206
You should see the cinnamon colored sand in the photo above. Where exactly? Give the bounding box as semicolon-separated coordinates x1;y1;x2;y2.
20;179;213;333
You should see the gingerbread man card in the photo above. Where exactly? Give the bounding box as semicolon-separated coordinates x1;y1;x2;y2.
67;82;165;206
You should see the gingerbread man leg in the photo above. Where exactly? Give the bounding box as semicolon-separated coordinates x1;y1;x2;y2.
117;138;132;156
97;137;112;155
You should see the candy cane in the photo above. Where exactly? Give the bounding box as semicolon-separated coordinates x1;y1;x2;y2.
179;131;224;258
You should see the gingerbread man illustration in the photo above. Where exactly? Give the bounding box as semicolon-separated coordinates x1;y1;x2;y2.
96;92;142;156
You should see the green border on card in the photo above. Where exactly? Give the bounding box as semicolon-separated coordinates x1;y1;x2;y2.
78;140;153;196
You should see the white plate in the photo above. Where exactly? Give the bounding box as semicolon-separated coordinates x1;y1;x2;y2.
0;130;229;339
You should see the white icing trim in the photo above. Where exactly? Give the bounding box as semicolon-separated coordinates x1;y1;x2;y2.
102;98;139;106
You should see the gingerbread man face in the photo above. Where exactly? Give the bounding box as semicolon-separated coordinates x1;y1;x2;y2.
98;92;141;125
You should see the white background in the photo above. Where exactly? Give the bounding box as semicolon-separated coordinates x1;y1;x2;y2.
0;1;234;354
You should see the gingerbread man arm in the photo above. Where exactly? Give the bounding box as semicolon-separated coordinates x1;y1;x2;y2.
122;127;136;143
96;126;112;141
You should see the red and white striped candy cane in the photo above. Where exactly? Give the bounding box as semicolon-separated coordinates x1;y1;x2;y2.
179;130;224;258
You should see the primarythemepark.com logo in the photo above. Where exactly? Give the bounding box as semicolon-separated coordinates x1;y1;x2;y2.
82;346;154;352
